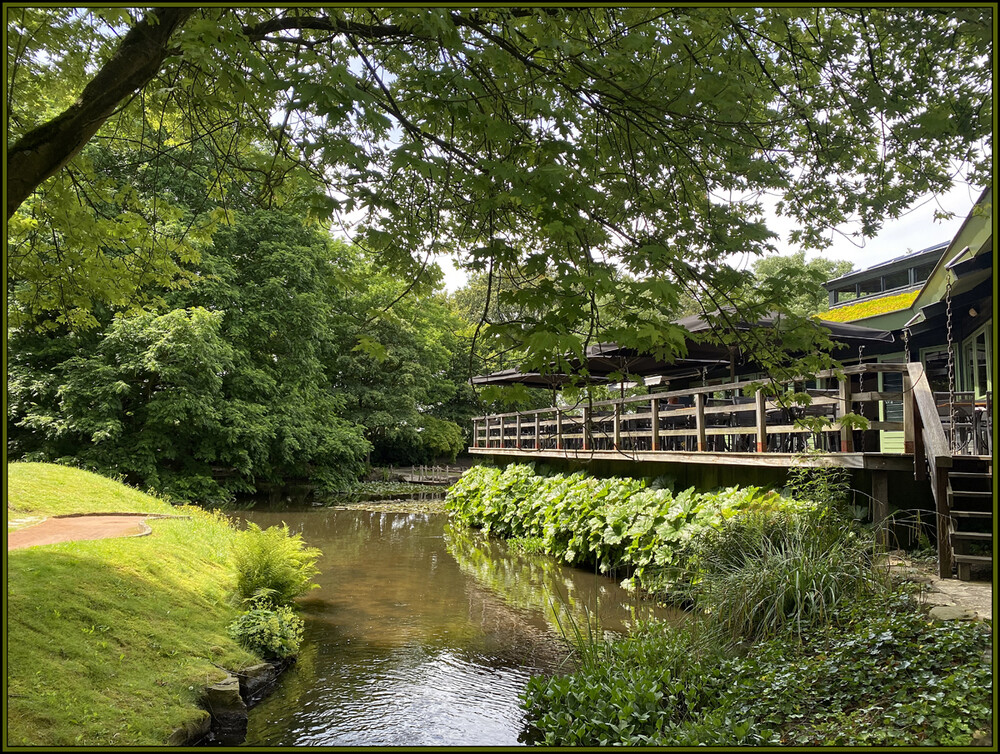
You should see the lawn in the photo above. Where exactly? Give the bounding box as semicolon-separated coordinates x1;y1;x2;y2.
6;462;261;746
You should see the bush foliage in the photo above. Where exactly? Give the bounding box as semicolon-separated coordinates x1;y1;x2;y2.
445;463;818;594
227;599;305;660
230;522;321;606
682;507;890;642
522;594;992;747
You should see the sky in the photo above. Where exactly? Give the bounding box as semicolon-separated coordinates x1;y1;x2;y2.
436;181;982;293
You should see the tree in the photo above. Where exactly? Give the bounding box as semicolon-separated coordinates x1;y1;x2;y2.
8;212;375;502
750;252;854;317
7;7;992;376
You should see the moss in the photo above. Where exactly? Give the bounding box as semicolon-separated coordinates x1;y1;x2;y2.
816;290;919;323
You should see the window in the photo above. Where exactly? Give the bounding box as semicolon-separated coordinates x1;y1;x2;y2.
883;269;909;291
962;323;992;398
859;277;881;297
922;348;952;394
913;261;936;283
834;286;857;303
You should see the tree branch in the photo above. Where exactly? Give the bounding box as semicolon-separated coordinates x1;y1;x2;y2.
7;7;194;218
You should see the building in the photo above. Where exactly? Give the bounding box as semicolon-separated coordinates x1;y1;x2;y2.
469;189;994;579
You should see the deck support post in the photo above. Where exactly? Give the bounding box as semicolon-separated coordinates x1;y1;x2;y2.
613;403;622;450
515;415;522;449
650;397;659;451
534;414;541;451
755;389;767;452
582;406;590;451
935;466;952;578
695;393;707;452
872;469;890;547
902;372;914;454
838;378;854;452
556;410;563;450
472;419;479;449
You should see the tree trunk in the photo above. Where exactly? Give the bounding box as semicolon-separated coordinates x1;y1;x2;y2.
6;7;194;219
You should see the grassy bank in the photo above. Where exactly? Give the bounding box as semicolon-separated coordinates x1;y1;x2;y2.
7;463;261;746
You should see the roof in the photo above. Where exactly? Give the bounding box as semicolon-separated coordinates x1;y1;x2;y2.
822;241;948;290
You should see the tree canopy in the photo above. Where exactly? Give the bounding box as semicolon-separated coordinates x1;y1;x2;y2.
8;7;992;374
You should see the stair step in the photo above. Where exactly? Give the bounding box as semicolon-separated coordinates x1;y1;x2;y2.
949;490;995;497
950;510;994;518
951;531;993;541
953;554;993;564
949;471;993;478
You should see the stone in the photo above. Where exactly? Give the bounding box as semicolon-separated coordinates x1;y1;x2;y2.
201;674;248;745
238;662;282;704
928;605;977;622
166;710;211;746
971;730;993;747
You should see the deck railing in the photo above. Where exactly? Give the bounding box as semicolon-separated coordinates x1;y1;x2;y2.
471;363;990;457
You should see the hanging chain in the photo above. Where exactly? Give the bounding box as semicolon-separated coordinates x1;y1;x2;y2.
902;327;910;365
857;344;866;395
702;366;708;387
945;274;956;451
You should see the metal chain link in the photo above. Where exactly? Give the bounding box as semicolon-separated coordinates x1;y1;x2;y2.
857;344;865;395
902;327;910;365
945;274;956;451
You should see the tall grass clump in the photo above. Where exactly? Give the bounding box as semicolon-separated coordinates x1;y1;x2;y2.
230;522;321;606
684;508;890;643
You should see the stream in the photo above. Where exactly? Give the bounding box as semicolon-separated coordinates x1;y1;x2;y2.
228;499;678;746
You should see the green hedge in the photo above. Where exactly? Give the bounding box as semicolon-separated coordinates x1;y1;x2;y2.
445;464;818;593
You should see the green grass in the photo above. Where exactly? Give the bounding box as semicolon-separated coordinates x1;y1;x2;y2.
7;462;177;529
6;462;262;746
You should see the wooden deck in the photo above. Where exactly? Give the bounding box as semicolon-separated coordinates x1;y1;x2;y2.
470;446;915;471
469;363;993;580
472;364;915;460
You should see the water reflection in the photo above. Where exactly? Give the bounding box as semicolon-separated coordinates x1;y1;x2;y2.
231;508;672;747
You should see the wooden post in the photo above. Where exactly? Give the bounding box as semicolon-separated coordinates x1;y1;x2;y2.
755;389;767;453
582;406;590;450
912;400;927;480
902;373;914;455
613;402;622;450
838;377;854;452
556;410;563;450
695;392;707;451
472;419;479;449
935;466;952;579
872;470;890;547
516;414;522;449
534;414;541;451
499;416;506;448
650;397;659;451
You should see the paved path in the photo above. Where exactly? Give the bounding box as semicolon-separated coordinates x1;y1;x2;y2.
887;554;993;621
7;514;153;550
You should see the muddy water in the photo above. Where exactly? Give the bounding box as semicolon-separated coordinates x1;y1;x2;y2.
230;505;678;747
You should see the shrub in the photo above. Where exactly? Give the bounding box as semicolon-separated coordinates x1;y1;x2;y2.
683;508;890;643
227;599;304;659
784;464;852;510
230;523;321;606
446;464;818;595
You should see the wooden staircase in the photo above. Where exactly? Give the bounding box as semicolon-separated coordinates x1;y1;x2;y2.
908;363;993;581
947;457;994;580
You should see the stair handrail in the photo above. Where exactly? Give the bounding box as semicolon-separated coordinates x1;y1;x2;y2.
907;362;954;577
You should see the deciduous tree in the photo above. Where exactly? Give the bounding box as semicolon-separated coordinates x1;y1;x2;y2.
7;7;991;375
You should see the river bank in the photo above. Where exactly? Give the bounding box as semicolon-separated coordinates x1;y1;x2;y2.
6;463;270;746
